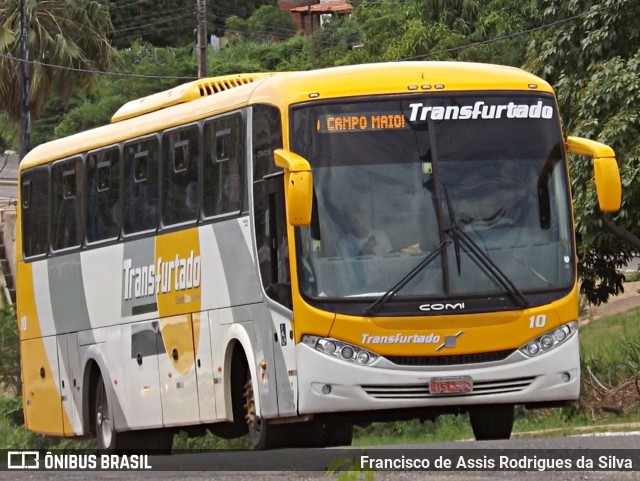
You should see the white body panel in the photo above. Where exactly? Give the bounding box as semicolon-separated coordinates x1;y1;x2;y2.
81;245;124;328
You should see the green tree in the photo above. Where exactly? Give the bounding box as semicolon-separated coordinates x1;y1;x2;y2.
0;0;116;136
212;0;277;36
53;42;197;138
248;5;296;41
225;5;296;43
103;0;197;48
307;15;359;67
225;15;250;43
526;0;640;304
34;36;313;145
342;0;536;65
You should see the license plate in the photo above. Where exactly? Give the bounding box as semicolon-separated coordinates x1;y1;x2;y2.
429;376;473;395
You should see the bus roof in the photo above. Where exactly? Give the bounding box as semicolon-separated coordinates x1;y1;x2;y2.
20;61;553;171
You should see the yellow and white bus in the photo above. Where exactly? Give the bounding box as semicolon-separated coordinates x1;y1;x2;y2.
16;62;621;450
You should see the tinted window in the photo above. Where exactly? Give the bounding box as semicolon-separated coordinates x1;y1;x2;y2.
123;136;159;235
87;147;120;243
162;125;200;226
51;157;83;251
21;167;49;258
203;114;244;218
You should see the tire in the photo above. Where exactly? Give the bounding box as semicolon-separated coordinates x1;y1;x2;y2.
95;374;122;450
95;374;173;453
469;404;514;440
244;369;282;449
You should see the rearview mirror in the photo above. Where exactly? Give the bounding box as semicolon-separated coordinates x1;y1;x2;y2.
565;136;621;212
273;149;313;226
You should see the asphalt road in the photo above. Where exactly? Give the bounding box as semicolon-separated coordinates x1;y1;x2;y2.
1;433;638;481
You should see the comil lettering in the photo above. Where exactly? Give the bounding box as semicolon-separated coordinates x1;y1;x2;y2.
419;302;465;312
408;101;554;122
123;252;201;300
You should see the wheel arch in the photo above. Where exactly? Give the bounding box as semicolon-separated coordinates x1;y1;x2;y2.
222;323;259;422
80;348;113;436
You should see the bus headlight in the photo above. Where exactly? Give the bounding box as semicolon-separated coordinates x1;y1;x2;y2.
301;335;378;366
519;321;577;358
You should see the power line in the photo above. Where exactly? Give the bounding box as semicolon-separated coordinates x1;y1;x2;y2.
0;52;196;80
110;7;194;34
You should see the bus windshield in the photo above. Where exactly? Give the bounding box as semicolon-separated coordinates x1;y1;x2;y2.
291;93;574;312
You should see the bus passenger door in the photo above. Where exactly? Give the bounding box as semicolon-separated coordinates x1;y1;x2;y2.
157;314;201;426
122;320;163;429
58;333;83;435
256;172;297;417
193;311;221;422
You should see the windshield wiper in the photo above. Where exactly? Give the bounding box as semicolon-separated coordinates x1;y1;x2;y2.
364;240;451;315
444;186;461;275
448;225;529;309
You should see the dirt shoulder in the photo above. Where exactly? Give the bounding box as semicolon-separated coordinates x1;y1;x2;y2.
581;281;640;322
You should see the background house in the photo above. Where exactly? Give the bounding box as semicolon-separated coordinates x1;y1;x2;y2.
280;0;353;34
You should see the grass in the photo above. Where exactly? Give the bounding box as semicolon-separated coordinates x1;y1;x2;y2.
353;416;473;446
580;308;640;383
624;271;640;283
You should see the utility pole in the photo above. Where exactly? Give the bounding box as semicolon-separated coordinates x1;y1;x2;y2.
197;0;207;78
19;0;30;160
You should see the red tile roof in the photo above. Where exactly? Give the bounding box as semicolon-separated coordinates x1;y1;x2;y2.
290;1;353;14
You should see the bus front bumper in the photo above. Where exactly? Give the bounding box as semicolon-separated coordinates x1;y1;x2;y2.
296;332;580;414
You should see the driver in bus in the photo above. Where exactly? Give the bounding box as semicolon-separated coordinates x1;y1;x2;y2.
455;168;532;248
337;197;394;257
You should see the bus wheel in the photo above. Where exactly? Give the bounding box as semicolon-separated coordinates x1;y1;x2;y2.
95;375;172;452
95;375;119;450
469;404;514;440
243;371;280;449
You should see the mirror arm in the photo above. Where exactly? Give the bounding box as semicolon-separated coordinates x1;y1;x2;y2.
274;149;310;173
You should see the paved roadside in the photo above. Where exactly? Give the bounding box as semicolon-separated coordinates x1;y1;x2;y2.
581;281;640;322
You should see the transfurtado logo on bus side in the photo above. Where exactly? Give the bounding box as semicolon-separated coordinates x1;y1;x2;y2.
122;252;201;301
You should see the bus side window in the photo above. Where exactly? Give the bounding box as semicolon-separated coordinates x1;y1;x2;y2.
87;147;120;243
51;157;83;251
123;136;159;235
252;104;291;308
203;114;244;218
21;167;49;258
162;125;200;226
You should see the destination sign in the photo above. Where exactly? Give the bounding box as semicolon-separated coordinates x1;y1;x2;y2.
316;113;407;133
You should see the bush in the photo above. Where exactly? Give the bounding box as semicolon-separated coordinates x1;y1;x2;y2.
0;300;19;395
